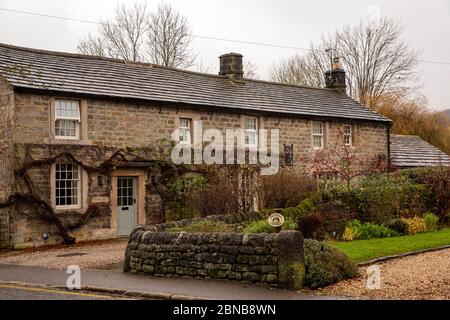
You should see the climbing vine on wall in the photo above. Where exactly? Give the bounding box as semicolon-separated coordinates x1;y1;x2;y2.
0;144;189;244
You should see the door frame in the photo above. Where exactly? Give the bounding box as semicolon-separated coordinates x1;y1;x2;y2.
110;168;146;236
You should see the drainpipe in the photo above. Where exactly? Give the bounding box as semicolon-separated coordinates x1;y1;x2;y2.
387;124;392;172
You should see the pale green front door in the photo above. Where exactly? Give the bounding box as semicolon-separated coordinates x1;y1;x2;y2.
117;177;137;236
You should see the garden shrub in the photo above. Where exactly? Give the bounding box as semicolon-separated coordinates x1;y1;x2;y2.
244;217;297;234
281;197;317;222
190;167;249;218
401;217;427;235
283;217;298;230
243;219;274;234
383;218;408;235
423;212;439;231
166;220;239;233
355;222;399;240
259;168;317;208
342;226;356;241
344;220;399;240
303;239;358;289
401;167;450;221
167;174;209;221
297;213;325;239
351;174;426;224
315;200;359;239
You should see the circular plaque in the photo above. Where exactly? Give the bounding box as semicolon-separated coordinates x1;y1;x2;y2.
268;213;285;228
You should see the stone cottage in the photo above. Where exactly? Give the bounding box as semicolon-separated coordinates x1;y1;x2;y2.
0;43;391;248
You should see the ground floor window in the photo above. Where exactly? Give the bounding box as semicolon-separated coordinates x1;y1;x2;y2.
55;163;80;208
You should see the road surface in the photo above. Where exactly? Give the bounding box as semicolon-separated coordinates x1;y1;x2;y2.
0;283;133;300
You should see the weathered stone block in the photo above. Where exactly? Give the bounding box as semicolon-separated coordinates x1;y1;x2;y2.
261;265;278;274
228;272;242;280
236;255;249;264
242;272;261;282
249;255;267;265
238;246;254;255
208;269;229;279
233;264;250;272
142;265;155;274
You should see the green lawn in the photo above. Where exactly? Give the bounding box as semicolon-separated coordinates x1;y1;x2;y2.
330;228;450;263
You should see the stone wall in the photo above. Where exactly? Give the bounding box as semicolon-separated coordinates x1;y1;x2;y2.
124;227;304;290
0;77;15;248
12;92;389;170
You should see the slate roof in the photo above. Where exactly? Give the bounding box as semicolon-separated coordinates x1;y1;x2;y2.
391;134;450;168
0;43;391;123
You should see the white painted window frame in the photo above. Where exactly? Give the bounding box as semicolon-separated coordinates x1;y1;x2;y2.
244;116;258;148
312;122;324;150
179;118;192;145
55;100;81;140
55;163;82;210
343;125;352;146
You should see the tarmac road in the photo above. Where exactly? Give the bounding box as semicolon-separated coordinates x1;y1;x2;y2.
0;283;133;300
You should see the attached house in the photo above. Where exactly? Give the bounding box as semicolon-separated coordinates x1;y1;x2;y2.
390;134;450;169
0;43;391;248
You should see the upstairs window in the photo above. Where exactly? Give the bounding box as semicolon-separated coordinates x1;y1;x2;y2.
55;100;80;140
312;122;324;149
179;118;192;144
55;163;81;209
343;125;352;145
244;117;258;147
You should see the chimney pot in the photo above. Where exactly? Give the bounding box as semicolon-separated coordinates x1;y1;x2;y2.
325;57;347;94
219;53;243;81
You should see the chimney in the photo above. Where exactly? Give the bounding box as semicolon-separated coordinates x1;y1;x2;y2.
219;53;243;81
324;57;347;94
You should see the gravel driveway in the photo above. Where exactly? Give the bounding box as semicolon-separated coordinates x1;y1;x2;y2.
0;239;128;270
314;248;450;300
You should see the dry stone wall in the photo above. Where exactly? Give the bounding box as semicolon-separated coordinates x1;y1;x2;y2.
124;226;305;290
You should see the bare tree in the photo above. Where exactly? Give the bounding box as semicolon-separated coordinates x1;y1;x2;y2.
270;47;328;87
77;2;195;69
78;2;149;62
271;17;421;108
244;60;258;79
147;3;195;68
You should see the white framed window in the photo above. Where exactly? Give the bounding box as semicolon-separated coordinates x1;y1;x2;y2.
343;125;352;146
179;118;192;144
244;117;258;147
55;163;81;209
55;100;80;140
312;122;324;149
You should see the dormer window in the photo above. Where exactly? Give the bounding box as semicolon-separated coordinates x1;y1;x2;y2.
55;100;80;140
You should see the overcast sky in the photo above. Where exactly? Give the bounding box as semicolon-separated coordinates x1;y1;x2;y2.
0;0;449;111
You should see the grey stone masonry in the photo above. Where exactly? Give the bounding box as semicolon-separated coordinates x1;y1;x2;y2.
124;226;305;290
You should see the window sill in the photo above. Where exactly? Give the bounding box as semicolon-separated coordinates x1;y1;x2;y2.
50;139;92;146
55;136;80;141
55;206;82;212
